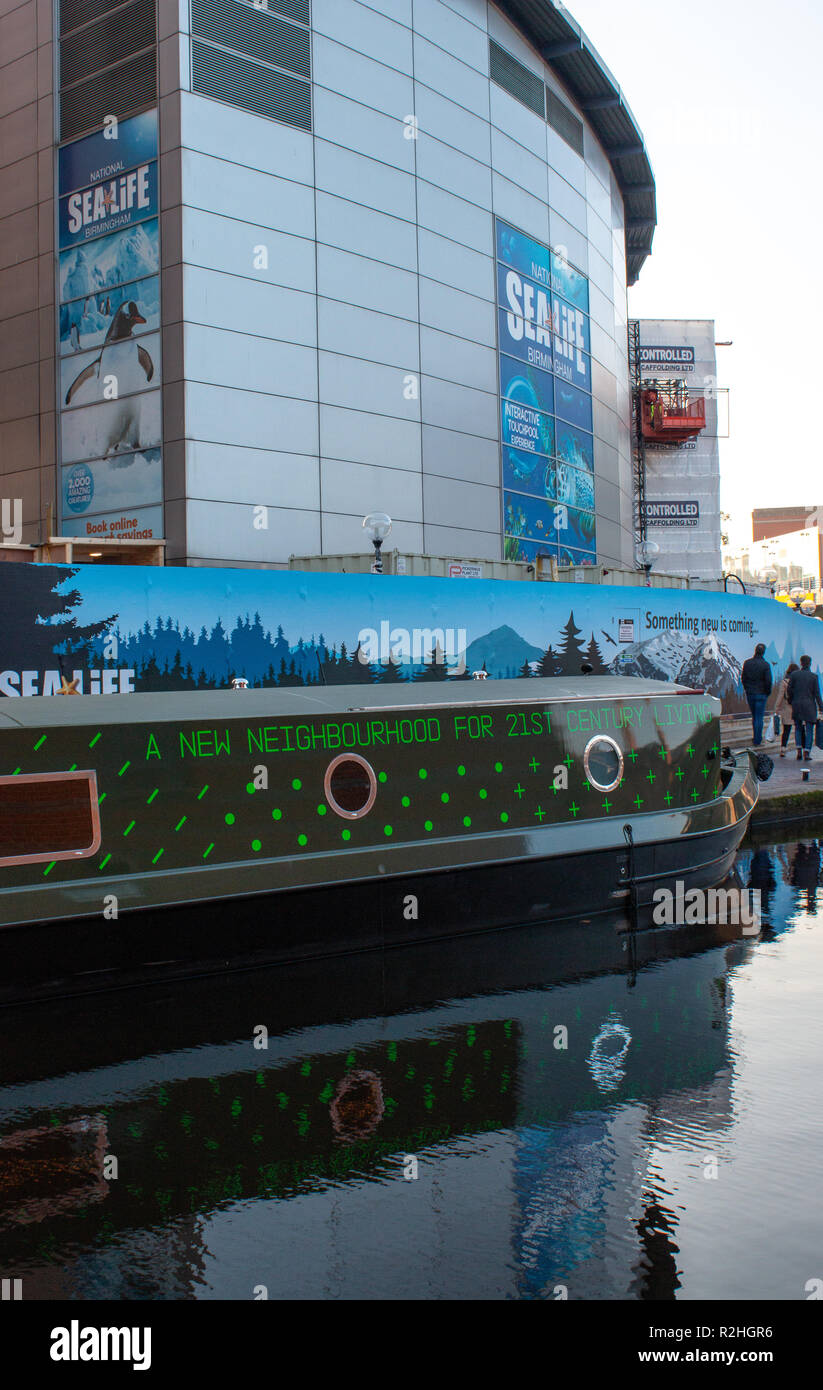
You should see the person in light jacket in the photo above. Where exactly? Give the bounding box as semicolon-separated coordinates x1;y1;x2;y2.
787;655;823;762
775;662;799;756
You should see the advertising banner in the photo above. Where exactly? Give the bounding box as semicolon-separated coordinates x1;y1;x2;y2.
2;567;821;715
61;449;163;520
59;272;160;357
60;391;162;465
59;506;164;543
58;109;158;197
57;111;163;541
494;216;597;564
58;163;159;250
497;219;595;566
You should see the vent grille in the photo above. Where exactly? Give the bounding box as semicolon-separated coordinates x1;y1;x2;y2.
58;0;157;141
60;48;157;142
60;0;134;37
547;88;584;157
60;0;156;89
231;0;310;27
489;39;545;119
489;39;586;157
191;37;312;129
191;0;310;79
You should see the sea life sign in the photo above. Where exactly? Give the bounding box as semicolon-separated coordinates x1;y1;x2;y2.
496;220;596;566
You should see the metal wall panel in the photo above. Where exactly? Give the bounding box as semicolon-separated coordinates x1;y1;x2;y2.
417;229;493;299
311;0;413;73
184;323;318;398
179;89;313;182
320;457;423;520
186;498;320;559
418;276;495;347
316;244;419;319
187;440;320;510
318;352;421;420
422;423;500;487
319;405;422;472
314;141;416;222
186;381;319;453
420;374;498;439
312;33;413;119
317;299;420;371
423;472;501;534
315;192;418;273
181;207;317;294
420;325;497;394
182;265;317;346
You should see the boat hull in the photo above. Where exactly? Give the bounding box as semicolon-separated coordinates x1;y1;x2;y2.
0;752;756;1005
0;679;758;1003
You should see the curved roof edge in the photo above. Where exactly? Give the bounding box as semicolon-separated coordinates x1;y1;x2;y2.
496;0;656;285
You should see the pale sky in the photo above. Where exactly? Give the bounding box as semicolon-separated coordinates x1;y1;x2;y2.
567;0;823;547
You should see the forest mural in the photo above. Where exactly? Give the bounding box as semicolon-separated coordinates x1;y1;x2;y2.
1;563;821;714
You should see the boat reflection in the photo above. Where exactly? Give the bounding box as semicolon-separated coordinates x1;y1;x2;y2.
0;828;819;1300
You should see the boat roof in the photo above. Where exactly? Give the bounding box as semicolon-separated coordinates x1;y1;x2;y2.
0;677;714;730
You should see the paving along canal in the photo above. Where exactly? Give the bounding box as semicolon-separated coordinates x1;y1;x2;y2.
1;817;821;1303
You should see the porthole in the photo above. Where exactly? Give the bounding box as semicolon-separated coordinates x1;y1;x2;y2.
324;754;377;820
583;736;623;794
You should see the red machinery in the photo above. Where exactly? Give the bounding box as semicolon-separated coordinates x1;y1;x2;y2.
641;382;706;442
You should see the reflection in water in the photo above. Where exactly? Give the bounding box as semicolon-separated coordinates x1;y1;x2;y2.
1;828;822;1300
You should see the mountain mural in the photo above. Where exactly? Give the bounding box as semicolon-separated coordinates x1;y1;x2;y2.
610;631;743;705
464;625;544;678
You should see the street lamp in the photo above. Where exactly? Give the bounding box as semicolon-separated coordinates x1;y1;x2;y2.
637;538;659;587
363;511;392;573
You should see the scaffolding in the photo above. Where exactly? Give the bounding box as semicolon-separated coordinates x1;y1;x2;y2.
627;320;647;551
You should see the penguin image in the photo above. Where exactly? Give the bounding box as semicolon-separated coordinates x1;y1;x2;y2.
64;302;154;406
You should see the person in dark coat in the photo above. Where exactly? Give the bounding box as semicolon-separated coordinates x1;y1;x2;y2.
786;655;823;761
741;642;773;747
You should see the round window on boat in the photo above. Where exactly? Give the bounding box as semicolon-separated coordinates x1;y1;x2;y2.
325;754;378;820
583;736;623;794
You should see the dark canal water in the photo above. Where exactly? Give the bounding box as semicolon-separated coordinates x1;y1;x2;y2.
1;825;822;1301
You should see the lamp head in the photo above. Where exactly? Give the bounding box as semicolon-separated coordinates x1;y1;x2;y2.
363;512;392;544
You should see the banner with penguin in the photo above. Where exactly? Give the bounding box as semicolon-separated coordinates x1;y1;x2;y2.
57;111;163;542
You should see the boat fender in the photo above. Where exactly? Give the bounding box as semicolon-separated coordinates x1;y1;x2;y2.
755;753;774;782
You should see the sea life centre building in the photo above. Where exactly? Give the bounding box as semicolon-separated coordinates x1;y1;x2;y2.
1;0;656;570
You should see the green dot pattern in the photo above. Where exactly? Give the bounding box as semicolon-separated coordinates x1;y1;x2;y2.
7;696;720;885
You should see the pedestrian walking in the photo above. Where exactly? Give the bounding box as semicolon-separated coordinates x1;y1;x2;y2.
775;662;799;756
741;642;773;747
787;655;823;762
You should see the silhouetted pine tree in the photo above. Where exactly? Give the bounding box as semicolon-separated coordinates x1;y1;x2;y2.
4;564;115;668
556;611;587;675
517;659;534;679
415;641;449;681
538;644;561;677
348;642;374;683
584;634;609;674
374;656;405;683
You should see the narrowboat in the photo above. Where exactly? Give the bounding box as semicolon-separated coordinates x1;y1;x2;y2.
0;677;761;1002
